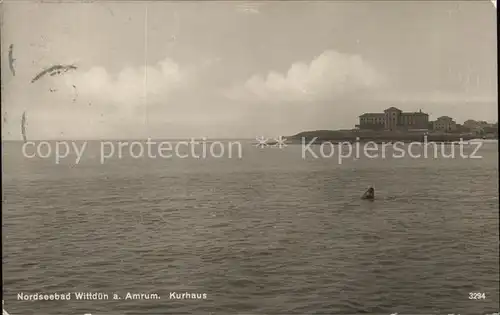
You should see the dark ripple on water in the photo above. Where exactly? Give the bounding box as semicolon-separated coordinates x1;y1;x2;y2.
2;142;499;315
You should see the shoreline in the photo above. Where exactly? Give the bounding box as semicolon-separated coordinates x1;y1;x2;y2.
286;139;496;145
287;131;498;144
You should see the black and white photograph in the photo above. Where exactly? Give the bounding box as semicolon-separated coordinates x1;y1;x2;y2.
1;1;499;314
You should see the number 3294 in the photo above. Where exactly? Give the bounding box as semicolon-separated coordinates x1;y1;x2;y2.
469;292;486;300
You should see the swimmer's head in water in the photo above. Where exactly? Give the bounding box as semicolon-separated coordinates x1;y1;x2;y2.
362;187;375;199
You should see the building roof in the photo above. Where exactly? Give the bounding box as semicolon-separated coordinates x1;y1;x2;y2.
436;116;454;121
401;112;429;116
384;107;402;112
359;113;385;117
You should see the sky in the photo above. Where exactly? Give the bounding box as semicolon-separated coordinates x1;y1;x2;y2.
1;1;497;140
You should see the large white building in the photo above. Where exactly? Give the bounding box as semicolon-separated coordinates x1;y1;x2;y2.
357;107;429;131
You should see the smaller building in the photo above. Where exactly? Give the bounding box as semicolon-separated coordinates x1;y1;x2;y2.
433;116;457;132
463;120;477;129
462;120;497;136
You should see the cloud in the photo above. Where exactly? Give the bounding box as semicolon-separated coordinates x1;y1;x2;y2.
61;57;190;112
224;50;385;103
1;56;195;140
